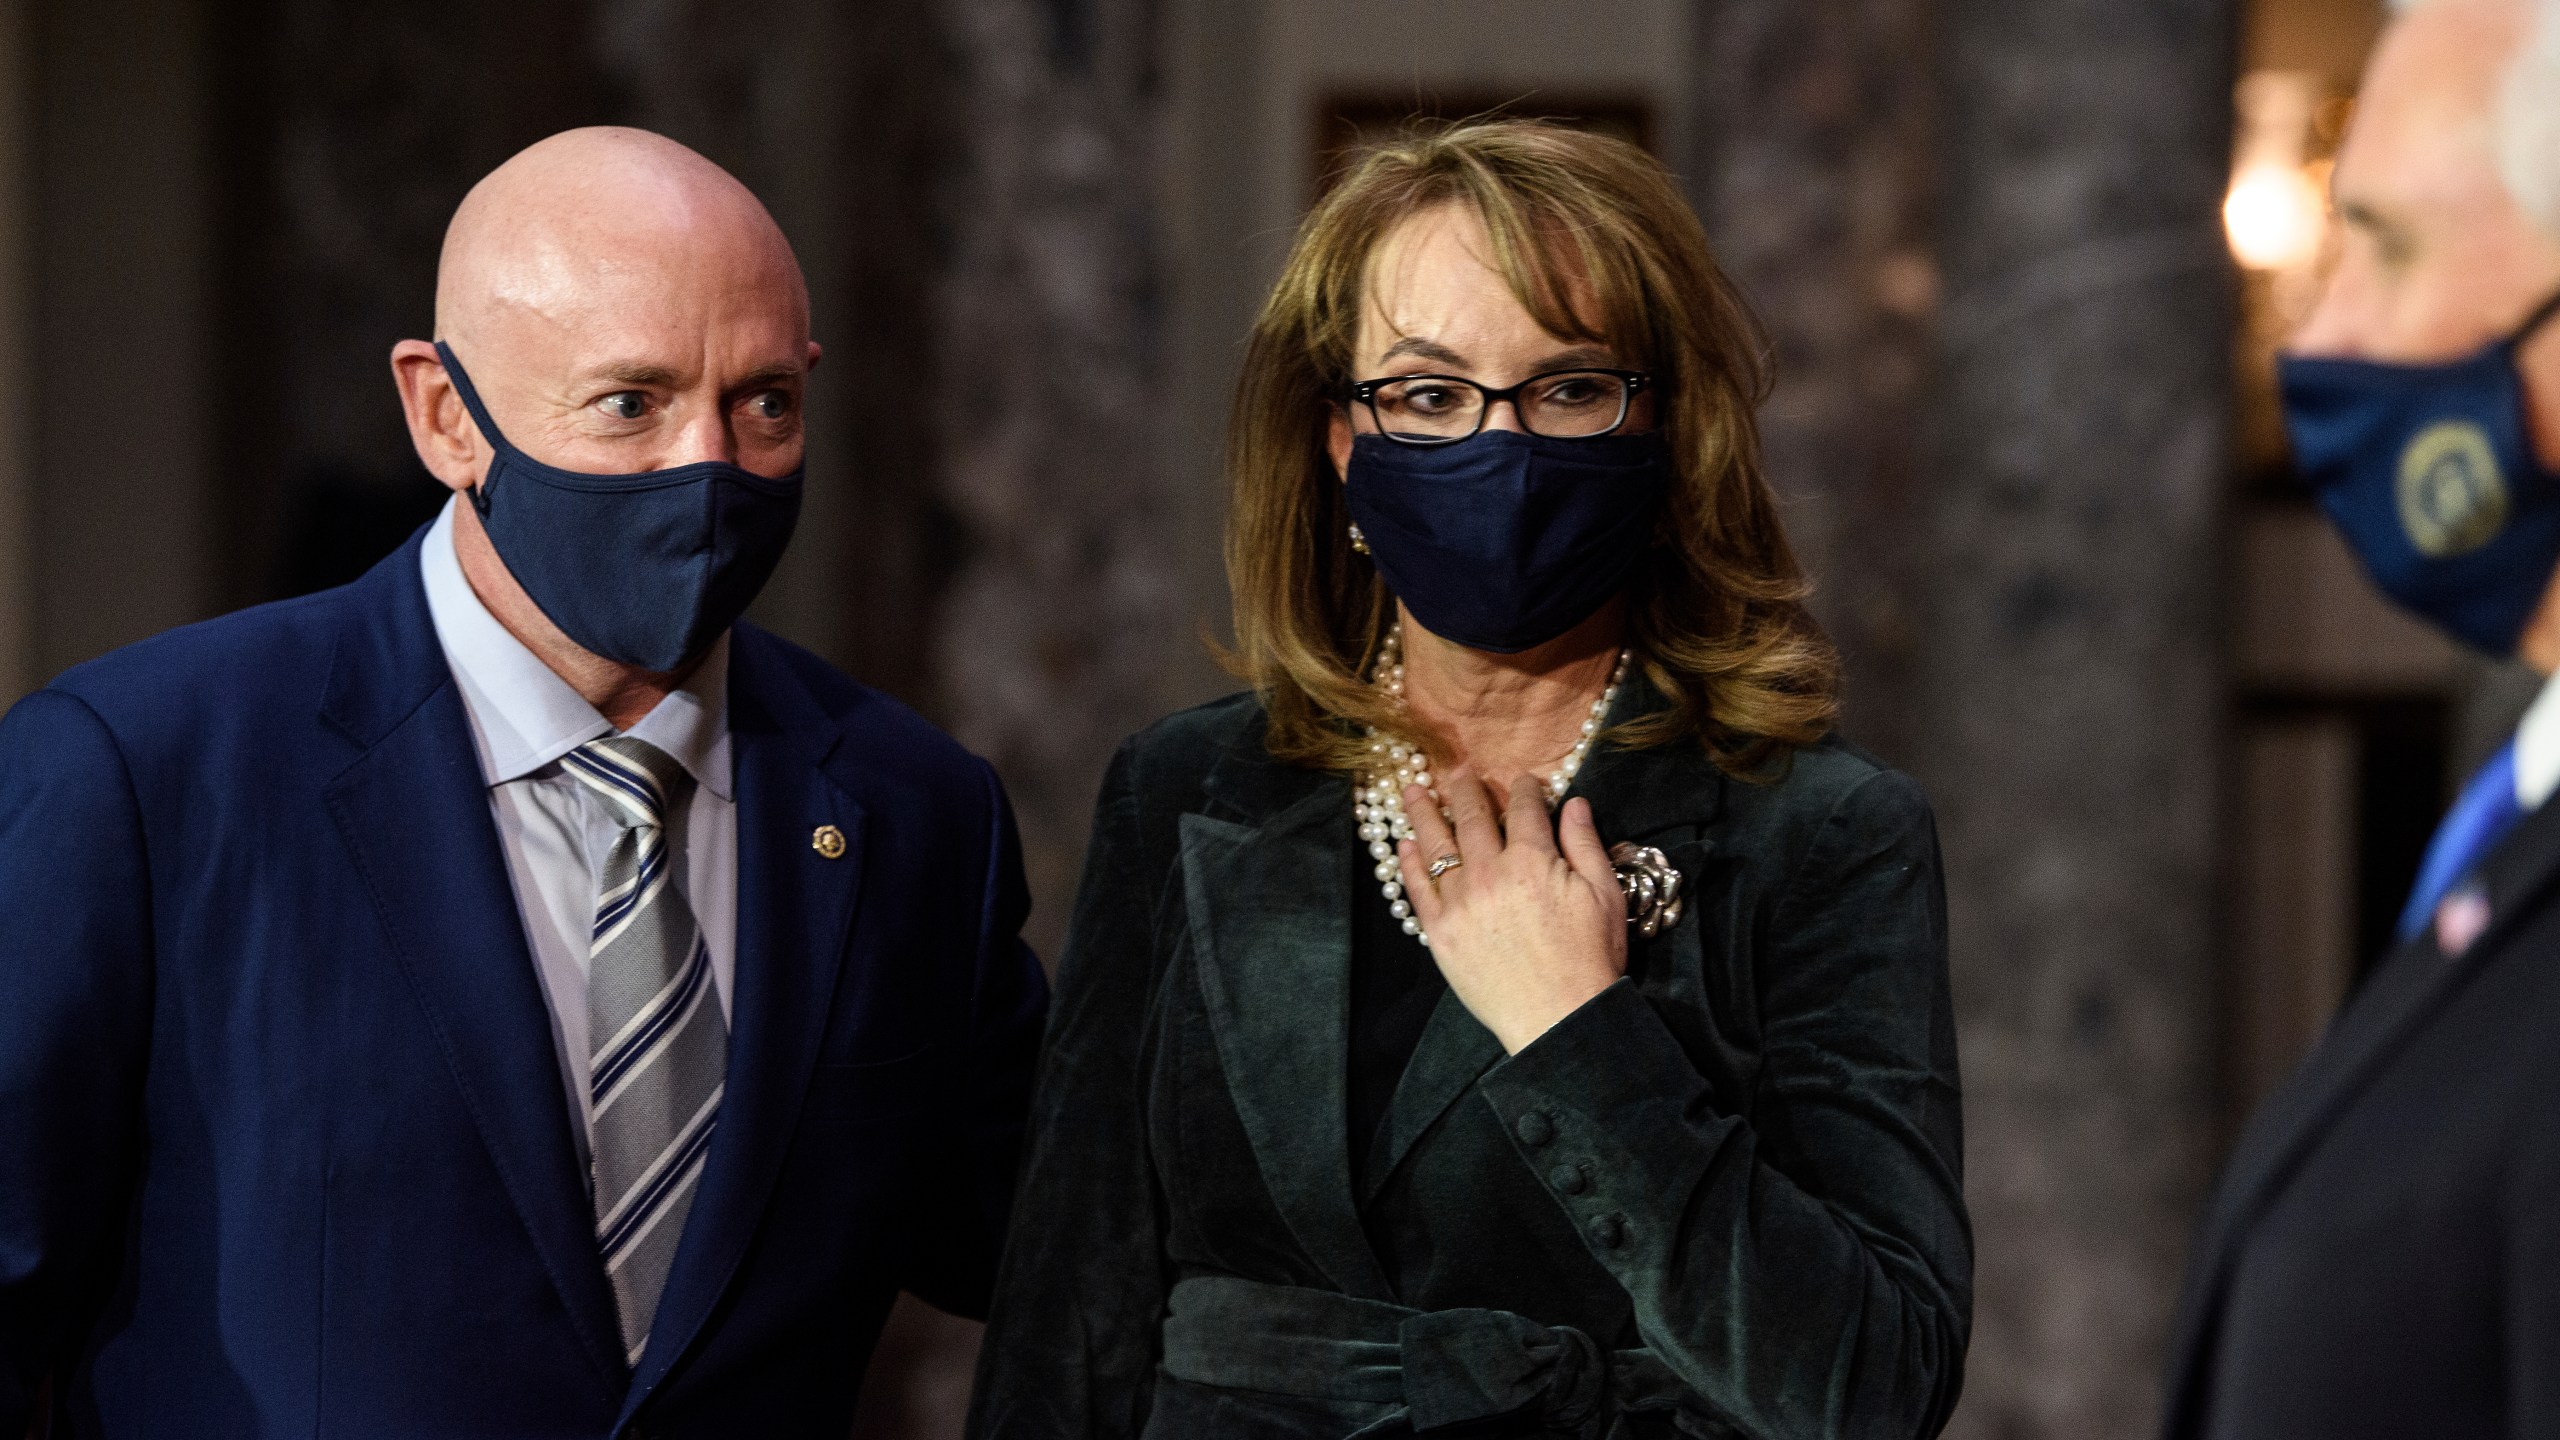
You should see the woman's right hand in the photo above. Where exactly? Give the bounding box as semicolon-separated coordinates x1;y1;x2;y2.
1396;766;1627;1054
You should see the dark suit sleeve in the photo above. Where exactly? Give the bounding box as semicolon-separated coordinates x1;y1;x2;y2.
0;691;155;1433
966;742;1165;1440
897;759;1053;1320
1474;768;1971;1440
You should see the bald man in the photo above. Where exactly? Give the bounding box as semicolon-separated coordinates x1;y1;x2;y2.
2161;2;2560;1436
0;128;1048;1438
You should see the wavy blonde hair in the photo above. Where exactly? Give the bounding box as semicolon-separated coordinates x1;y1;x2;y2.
1223;117;1838;776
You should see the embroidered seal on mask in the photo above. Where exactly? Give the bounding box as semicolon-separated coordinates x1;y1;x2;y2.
2398;419;2507;558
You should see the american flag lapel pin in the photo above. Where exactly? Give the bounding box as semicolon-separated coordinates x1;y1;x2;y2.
2434;882;2492;958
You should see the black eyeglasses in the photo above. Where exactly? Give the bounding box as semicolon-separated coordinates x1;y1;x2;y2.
1347;368;1651;445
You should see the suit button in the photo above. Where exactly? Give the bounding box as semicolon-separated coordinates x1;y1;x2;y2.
1548;1163;1587;1194
1515;1111;1554;1146
1590;1214;1626;1249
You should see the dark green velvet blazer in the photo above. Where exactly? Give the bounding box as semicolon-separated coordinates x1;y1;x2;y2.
968;688;1970;1440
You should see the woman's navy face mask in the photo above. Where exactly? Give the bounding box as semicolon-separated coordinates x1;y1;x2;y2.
1342;427;1670;655
2278;290;2560;656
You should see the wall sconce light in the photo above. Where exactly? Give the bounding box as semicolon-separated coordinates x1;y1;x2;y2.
2225;71;2331;272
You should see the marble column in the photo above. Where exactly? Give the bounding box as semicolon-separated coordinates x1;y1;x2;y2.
1923;2;2235;1435
927;0;1180;959
1688;0;1940;762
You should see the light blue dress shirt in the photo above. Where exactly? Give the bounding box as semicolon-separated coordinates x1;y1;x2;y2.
419;499;737;1161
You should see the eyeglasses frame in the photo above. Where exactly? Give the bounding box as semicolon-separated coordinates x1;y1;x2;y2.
1346;367;1653;446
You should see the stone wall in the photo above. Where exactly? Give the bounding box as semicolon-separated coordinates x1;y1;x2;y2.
1693;2;2237;1433
1923;2;2235;1434
925;0;1181;959
1688;0;1939;762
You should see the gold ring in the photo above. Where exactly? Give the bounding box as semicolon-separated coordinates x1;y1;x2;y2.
1427;853;1464;880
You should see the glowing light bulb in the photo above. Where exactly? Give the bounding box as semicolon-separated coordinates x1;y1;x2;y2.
2225;70;2332;273
2224;159;2327;270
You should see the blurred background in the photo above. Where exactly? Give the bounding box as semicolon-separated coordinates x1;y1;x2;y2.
0;0;2519;1435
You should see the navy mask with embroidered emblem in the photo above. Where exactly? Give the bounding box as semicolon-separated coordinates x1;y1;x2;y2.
2278;291;2560;655
437;341;803;672
1344;428;1667;654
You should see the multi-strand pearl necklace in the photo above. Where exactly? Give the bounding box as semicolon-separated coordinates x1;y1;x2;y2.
1352;621;1631;946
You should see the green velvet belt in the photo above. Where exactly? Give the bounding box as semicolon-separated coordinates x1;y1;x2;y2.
1160;1276;1702;1436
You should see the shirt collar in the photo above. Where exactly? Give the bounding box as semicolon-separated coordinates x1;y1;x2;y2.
419;498;733;799
2513;666;2560;812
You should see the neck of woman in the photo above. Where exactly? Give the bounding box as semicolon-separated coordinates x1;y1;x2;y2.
1396;598;1628;789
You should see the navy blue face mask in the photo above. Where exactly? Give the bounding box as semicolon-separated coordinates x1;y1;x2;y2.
2278;291;2560;655
437;341;803;672
1344;429;1668;654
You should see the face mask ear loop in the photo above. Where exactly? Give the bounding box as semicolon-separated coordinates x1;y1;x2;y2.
434;340;515;518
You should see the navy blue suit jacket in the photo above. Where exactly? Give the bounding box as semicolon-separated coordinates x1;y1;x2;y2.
0;533;1050;1438
2161;790;2560;1438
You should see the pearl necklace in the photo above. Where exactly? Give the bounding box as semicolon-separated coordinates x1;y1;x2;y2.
1353;621;1631;946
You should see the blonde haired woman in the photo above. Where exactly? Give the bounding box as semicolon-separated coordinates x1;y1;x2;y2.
970;120;1970;1440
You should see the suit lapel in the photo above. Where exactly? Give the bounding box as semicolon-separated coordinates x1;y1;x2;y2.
319;539;626;1395
1181;776;1395;1301
2163;790;2560;1421
623;632;865;1409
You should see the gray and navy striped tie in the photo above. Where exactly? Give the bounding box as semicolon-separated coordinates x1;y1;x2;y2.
565;736;726;1368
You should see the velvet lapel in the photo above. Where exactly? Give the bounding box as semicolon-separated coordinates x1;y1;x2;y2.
1569;675;1727;849
622;630;865;1413
1181;769;1395;1302
1353;677;1720;1208
318;536;627;1397
2163;789;2560;1415
1357;989;1503;1208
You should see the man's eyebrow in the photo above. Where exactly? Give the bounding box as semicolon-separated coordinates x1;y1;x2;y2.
576;361;807;392
585;362;685;389
724;364;806;393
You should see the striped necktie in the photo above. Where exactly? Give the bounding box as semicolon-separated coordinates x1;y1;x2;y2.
564;736;727;1368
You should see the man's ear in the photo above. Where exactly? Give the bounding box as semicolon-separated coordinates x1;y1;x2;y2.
1326;403;1354;483
389;339;485;494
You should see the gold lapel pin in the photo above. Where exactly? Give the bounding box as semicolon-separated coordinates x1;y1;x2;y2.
811;824;847;860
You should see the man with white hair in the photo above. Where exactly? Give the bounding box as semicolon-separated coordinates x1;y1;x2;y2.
2162;0;2560;1434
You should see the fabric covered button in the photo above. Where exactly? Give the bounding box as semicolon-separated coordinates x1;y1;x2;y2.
1514;1111;1554;1146
1589;1214;1626;1249
1548;1163;1587;1194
